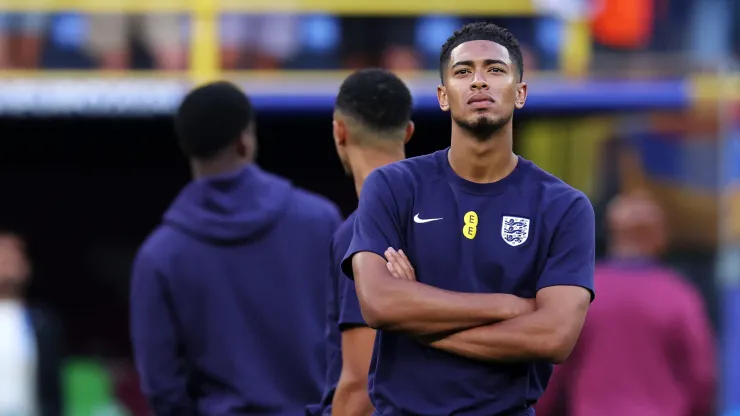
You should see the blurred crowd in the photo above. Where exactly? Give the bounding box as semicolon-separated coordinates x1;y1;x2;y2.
0;0;738;72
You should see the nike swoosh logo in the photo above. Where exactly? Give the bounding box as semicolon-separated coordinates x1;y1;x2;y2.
414;214;443;224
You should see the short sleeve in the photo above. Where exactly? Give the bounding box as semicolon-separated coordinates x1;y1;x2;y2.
536;196;596;301
337;275;366;330
341;169;404;279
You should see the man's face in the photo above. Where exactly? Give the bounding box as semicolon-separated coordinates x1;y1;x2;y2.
437;40;527;139
0;235;30;294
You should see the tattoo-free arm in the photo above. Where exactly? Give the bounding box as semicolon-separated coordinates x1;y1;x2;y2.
427;285;591;363
332;327;376;416
352;252;534;335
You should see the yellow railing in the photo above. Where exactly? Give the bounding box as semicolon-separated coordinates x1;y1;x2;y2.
190;0;218;84
0;0;596;83
0;0;536;14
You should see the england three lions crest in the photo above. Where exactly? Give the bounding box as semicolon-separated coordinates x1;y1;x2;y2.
501;216;530;247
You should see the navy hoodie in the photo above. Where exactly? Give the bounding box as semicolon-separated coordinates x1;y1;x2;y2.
130;164;342;416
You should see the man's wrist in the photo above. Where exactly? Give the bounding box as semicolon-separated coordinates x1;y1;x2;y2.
486;294;535;321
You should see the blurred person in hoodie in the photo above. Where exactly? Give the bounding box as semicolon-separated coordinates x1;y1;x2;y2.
130;81;343;415
535;190;716;416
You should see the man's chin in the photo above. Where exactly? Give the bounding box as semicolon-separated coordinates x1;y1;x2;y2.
454;113;510;141
470;114;497;126
459;116;500;131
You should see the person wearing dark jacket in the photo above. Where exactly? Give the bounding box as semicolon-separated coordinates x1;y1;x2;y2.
130;81;342;416
0;231;63;416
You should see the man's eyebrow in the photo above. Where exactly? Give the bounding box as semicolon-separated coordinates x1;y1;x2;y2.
451;59;509;68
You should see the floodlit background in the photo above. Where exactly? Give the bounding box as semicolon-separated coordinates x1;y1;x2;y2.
0;0;738;415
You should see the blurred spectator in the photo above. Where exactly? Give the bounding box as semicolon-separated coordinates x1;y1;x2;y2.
219;14;300;69
0;230;63;416
87;14;186;70
287;14;341;69
340;17;421;70
536;190;716;416
688;0;732;67
42;13;96;69
0;13;48;68
651;0;691;52
590;0;654;51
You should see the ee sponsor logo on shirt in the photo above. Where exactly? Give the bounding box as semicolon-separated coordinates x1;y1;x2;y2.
462;211;478;240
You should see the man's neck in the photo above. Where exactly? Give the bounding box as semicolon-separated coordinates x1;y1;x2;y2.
350;145;405;196
448;121;517;183
190;157;248;180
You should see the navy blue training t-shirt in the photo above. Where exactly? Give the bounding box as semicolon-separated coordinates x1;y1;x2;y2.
341;149;595;416
313;212;367;415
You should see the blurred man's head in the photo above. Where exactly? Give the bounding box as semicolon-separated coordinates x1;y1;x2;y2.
436;22;527;141
332;68;414;175
606;189;667;259
0;232;31;299
175;81;256;176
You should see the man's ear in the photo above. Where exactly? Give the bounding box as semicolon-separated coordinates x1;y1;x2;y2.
437;84;450;112
403;121;415;144
237;128;257;160
514;82;527;110
333;117;348;147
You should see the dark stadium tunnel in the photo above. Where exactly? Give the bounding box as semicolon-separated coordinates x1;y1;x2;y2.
0;112;719;357
0;110;512;356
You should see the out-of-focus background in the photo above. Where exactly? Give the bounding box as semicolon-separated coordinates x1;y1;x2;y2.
0;0;737;415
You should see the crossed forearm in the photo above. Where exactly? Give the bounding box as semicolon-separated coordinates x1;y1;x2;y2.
427;308;567;363
358;278;532;336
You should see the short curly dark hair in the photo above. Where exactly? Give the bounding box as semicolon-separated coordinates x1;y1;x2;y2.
335;68;412;136
439;22;524;83
175;81;254;160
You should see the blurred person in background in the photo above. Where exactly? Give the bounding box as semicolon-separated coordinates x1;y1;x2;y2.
0;229;63;416
0;13;48;68
130;81;342;415
219;14;299;70
342;22;594;416
308;68;414;416
589;0;653;52
535;190;716;416
340;18;421;70
87;14;186;70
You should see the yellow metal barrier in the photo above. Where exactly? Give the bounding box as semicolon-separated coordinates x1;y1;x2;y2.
560;18;591;77
0;0;535;14
0;0;595;83
190;0;218;84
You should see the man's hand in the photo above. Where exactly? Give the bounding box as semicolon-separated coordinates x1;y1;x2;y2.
385;248;416;281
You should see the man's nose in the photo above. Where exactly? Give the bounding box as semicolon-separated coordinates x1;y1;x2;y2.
470;72;488;90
